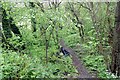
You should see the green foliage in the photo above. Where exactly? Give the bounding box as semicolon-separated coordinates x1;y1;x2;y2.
83;55;117;78
1;2;117;78
1;51;78;78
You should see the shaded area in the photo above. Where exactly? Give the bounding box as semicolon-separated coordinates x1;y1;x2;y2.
2;8;22;39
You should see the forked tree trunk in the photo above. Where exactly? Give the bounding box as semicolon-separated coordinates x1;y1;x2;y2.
110;1;120;76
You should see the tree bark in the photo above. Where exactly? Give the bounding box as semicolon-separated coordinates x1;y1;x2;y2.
110;1;120;76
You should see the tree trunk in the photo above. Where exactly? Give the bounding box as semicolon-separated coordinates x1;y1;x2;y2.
110;1;120;76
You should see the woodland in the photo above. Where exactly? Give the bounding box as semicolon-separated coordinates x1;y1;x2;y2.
0;1;120;79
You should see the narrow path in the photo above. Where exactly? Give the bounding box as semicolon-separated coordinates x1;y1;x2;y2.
59;39;94;78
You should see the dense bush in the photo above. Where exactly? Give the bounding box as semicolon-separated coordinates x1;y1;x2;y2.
1;50;78;78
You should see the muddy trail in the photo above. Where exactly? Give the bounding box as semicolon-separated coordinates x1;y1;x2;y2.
59;39;95;78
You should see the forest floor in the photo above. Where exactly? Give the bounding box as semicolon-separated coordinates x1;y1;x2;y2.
59;39;96;78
